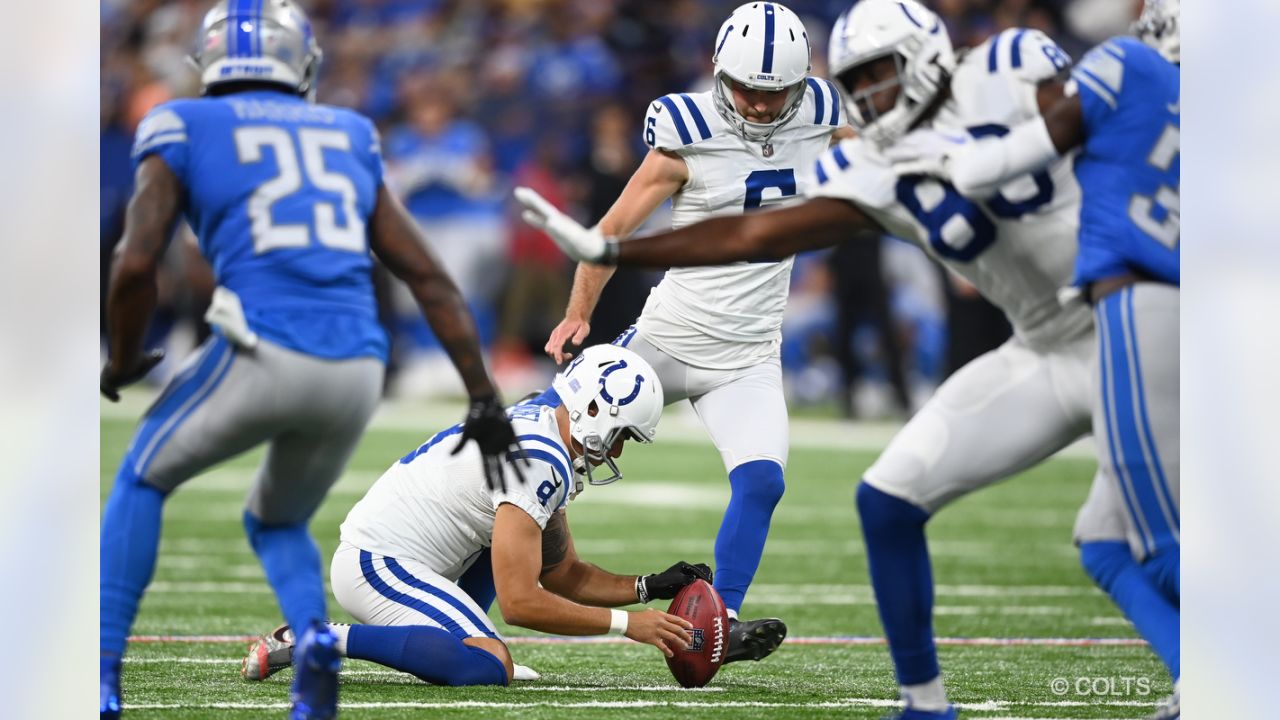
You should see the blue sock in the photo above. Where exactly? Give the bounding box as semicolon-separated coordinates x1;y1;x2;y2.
243;511;326;638
714;459;785;613
100;467;166;657
1081;541;1180;679
1141;547;1180;606
856;481;939;685
347;624;508;686
457;548;496;612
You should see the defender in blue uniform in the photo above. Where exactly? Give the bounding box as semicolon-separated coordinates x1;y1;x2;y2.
886;2;1181;716
99;2;523;718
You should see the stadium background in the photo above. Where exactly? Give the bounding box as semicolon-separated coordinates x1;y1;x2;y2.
100;0;1141;417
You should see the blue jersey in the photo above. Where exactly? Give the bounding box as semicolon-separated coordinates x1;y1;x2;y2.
1071;37;1180;287
132;90;389;361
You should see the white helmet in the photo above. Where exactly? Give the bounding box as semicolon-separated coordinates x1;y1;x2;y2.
1133;0;1179;64
551;344;664;489
191;0;322;100
712;3;812;144
828;0;955;147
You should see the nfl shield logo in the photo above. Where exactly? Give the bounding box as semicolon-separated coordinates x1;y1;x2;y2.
688;628;705;652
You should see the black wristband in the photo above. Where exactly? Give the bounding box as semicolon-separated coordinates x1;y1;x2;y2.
600;239;620;266
635;575;650;604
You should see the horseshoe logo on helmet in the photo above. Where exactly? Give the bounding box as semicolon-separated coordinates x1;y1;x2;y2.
598;359;646;406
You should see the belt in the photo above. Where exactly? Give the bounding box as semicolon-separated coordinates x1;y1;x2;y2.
1087;272;1144;305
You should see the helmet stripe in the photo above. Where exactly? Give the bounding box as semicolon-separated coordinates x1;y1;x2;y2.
761;3;776;74
228;0;256;58
715;24;734;58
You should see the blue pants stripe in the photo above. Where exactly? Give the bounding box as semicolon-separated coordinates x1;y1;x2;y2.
1098;290;1177;555
358;551;474;639
1123;288;1179;533
127;336;235;478
1097;299;1154;555
383;557;499;639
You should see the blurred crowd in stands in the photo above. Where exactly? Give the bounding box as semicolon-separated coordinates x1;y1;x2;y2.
101;0;1138;417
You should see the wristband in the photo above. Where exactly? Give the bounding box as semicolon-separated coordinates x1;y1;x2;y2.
609;609;629;635
635;575;651;604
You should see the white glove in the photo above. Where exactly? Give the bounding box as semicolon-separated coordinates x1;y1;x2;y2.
514;186;615;264
884;128;974;182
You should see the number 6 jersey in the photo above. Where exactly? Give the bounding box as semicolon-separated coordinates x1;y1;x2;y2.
635;80;845;370
808;29;1093;352
131;89;388;361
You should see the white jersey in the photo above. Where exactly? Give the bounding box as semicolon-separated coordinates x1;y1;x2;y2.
808;28;1092;351
636;80;844;370
340;395;572;580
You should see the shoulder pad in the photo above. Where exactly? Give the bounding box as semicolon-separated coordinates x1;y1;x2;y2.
131;102;190;159
1072;40;1130;110
802;77;844;127
644;93;716;150
806;138;896;210
983;28;1072;83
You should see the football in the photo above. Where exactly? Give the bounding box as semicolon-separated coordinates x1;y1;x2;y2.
665;579;729;688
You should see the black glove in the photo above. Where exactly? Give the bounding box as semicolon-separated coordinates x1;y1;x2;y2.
452;394;527;493
100;350;165;402
636;561;714;603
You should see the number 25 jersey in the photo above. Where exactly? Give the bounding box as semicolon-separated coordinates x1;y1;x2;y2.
131;89;388;361
808;29;1093;352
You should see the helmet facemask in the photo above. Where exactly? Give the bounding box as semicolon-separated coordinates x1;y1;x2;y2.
711;72;807;145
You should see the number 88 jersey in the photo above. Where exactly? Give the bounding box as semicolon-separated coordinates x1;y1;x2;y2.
131;89;388;361
808;28;1093;352
635;83;844;370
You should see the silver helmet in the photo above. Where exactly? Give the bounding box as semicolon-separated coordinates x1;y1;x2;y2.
191;0;322;99
1133;0;1179;64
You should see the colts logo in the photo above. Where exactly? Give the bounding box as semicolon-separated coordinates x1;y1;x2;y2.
598;359;645;406
687;628;705;653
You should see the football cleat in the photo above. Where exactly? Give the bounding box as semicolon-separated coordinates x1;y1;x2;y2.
100;658;122;719
883;706;958;720
289;622;341;720
243;624;295;681
723;617;787;664
513;664;541;681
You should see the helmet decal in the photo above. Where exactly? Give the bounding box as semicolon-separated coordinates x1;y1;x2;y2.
598;360;646;406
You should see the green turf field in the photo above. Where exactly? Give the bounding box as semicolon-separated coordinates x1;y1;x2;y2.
102;401;1170;719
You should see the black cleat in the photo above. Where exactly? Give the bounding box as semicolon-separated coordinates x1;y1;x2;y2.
723;616;787;664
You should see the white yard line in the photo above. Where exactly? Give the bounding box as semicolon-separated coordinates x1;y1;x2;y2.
128;634;1145;646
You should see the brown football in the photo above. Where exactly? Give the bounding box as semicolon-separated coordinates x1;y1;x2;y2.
664;579;729;688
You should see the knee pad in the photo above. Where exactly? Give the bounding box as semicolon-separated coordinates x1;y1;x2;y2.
856;481;929;537
728;459;785;507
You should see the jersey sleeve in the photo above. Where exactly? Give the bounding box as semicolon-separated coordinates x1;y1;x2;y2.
131;102;191;180
802;77;845;128
805;138;897;211
489;431;575;528
359;115;386;188
643;94;714;152
986;28;1072;83
1071;40;1127;131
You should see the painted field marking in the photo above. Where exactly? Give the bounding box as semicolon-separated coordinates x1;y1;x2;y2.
128;634;1146;647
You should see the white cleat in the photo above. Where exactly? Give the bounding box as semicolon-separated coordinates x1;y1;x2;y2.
513;664;541;681
242;624;295;681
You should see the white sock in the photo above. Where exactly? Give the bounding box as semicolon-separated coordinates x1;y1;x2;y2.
726;608;739;620
325;622;351;656
901;675;948;712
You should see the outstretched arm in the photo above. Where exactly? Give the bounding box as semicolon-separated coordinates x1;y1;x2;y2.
102;155;183;399
518;186;875;269
545;149;687;362
613;197;873;268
